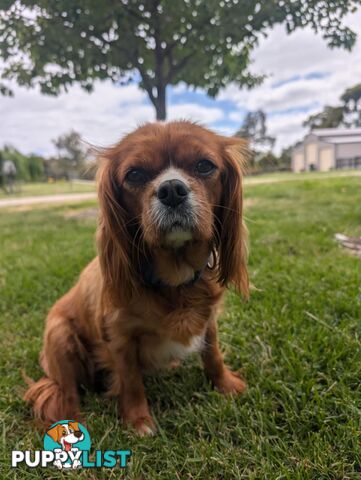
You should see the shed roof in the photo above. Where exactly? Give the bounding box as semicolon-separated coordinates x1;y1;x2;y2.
321;135;361;144
310;128;361;145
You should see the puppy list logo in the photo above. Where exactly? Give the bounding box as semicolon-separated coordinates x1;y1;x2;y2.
11;420;131;470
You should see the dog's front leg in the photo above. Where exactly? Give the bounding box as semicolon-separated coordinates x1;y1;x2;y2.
201;319;247;395
116;339;156;436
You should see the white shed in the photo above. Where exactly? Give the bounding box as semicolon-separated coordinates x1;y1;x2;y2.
292;128;361;172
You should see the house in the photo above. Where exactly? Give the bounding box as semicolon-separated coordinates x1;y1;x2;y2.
292;128;361;172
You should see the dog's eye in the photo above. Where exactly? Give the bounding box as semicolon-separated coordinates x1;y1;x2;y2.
125;168;149;185
69;428;73;433
62;430;66;435
195;159;216;176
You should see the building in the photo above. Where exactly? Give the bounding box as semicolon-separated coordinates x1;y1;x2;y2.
292;128;361;172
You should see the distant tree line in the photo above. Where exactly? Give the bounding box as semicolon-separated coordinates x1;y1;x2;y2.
1;122;290;182
0;146;44;186
303;82;361;129
0;131;96;186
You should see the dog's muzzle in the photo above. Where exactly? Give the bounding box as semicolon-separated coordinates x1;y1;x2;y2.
152;179;197;234
157;179;188;208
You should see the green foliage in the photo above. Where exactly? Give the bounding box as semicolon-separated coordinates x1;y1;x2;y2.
1;0;360;119
49;130;92;179
0;145;44;182
245;150;292;175
303;106;345;129
258;151;289;171
235;110;286;173
342;82;361;106
278;146;292;170
0;175;360;478
236;109;275;150
53;130;88;169
342;82;361;126
304;82;361;129
27;154;45;180
0;132;95;186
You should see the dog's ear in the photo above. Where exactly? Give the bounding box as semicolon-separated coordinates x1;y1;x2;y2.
96;153;138;307
47;424;63;443
216;139;249;298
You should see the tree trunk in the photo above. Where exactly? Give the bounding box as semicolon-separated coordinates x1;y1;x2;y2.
155;84;166;121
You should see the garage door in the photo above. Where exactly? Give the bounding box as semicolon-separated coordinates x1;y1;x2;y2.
319;147;334;171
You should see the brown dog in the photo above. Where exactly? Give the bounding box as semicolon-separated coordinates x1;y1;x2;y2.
25;121;249;436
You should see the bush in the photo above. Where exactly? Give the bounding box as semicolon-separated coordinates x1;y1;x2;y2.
0;146;45;183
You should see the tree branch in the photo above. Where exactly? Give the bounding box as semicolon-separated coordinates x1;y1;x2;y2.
166;52;194;83
137;64;157;106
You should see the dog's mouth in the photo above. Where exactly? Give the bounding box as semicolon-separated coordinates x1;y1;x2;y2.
152;198;197;231
63;440;72;452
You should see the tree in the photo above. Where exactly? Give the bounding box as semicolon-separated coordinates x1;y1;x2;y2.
0;145;45;181
1;1;360;120
235;109;276;173
342;82;361;126
52;130;89;177
235;110;275;151
303;106;345;129
303;82;361;129
278;146;292;171
28;154;46;180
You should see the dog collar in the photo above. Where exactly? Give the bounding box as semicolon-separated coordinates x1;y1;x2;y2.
140;255;212;289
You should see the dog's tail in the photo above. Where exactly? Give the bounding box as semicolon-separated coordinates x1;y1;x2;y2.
23;375;79;426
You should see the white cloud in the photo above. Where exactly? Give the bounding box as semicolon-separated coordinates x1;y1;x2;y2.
221;9;361;151
1;8;361;154
168;103;224;123
0;81;154;154
0;80;225;155
267;110;320;151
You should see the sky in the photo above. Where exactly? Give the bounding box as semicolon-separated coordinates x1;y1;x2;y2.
1;8;361;156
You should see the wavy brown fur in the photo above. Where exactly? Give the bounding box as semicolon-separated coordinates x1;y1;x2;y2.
24;121;249;435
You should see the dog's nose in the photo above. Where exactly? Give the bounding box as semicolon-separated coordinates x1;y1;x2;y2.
74;431;82;438
157;179;188;207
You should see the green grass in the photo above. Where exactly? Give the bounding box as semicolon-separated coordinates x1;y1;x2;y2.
243;169;361;185
0;180;95;198
0;176;360;479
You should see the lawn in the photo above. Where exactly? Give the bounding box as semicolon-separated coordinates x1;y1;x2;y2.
0;176;360;479
0;180;95;198
243;169;361;185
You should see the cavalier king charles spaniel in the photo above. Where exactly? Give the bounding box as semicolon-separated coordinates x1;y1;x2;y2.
25;121;249;436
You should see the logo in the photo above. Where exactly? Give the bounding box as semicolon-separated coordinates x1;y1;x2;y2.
11;420;131;470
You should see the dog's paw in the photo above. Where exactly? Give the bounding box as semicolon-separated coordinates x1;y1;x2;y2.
214;368;247;395
72;459;82;469
53;459;63;470
129;416;157;437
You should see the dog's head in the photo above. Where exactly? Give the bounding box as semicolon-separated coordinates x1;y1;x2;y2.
46;422;84;452
97;121;249;303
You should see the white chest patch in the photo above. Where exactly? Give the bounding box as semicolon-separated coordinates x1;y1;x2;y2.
144;332;205;370
164;333;205;361
165;227;193;247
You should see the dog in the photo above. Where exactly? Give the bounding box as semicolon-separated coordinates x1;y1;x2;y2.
24;121;249;436
46;421;84;469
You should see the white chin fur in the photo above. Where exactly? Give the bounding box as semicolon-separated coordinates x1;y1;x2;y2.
164;228;192;247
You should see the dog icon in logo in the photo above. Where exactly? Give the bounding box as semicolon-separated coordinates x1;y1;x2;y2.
46;421;84;469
